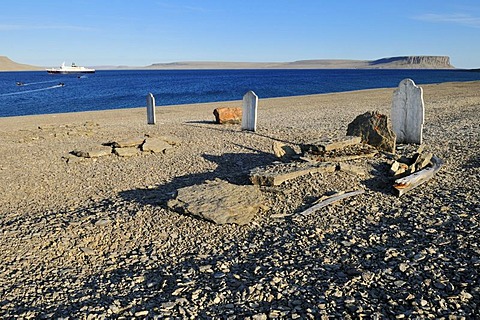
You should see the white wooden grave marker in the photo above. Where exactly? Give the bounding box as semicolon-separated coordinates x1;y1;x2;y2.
146;93;156;125
391;79;424;144
242;90;258;132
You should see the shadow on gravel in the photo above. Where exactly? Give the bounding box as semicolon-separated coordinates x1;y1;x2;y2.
184;122;240;134
462;155;479;169
360;162;395;195
184;120;217;125
119;151;276;207
4;186;479;318
185;122;298;145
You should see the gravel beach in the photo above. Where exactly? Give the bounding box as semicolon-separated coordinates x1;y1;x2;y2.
0;81;479;319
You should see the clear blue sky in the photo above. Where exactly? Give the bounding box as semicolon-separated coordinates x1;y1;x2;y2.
1;0;479;68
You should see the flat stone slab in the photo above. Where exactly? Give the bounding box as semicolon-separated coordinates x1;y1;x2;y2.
250;162;336;186
167;179;263;225
113;147;139;157
155;135;181;146
87;146;113;158
300;136;361;153
112;137;145;148
70;146;112;158
142;137;173;153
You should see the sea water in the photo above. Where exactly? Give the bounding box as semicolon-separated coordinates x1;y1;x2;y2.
0;69;479;117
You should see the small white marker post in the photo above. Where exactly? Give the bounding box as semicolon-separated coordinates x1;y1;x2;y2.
146;93;156;125
242;90;258;132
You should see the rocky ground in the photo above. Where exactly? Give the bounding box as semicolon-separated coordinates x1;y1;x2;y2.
0;81;479;319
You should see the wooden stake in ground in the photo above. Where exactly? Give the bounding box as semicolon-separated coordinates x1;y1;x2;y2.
393;155;443;196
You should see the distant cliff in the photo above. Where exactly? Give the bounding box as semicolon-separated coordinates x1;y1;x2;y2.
369;56;453;69
147;56;455;70
0;56;42;71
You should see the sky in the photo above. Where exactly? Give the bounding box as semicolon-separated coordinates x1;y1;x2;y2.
1;0;479;69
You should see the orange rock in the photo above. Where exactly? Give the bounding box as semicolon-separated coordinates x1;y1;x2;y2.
213;107;242;124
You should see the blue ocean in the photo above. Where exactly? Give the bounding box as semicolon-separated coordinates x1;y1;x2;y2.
1;69;479;117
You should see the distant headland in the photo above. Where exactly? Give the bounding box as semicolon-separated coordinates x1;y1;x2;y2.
0;55;457;71
146;56;455;70
0;56;43;71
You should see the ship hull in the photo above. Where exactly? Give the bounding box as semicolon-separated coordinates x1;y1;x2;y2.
47;70;95;74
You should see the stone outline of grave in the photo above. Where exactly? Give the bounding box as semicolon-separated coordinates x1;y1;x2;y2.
119;80;440;224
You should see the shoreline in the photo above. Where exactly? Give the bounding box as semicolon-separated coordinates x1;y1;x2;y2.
1;80;479;125
1;80;479;318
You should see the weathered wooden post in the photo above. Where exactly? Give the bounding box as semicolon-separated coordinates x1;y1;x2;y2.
146;93;156;125
242;90;258;132
391;79;424;144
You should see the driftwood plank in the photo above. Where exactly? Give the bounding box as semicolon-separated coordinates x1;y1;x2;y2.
300;152;377;163
393;155;443;196
300;136;362;153
250;162;336;186
288;189;365;219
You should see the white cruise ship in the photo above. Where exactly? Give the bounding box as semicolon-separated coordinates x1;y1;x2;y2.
46;62;95;74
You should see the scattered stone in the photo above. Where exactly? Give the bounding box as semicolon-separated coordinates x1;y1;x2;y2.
135;310;149;317
213;272;225;279
63;154;85;163
69;147;112;158
94;218;110;227
413;151;433;171
213;107;242;124
252;314;268;320
338;163;366;176
391;79;424;144
167;179;264;225
390;160;409;177
394;280;407;287
272;142;297;161
80;247;95;255
70;150;90;158
346;111;396;153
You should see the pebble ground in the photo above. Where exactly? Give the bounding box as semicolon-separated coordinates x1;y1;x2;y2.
0;81;479;318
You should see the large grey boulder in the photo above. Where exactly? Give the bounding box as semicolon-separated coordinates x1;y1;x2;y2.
346;111;396;153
